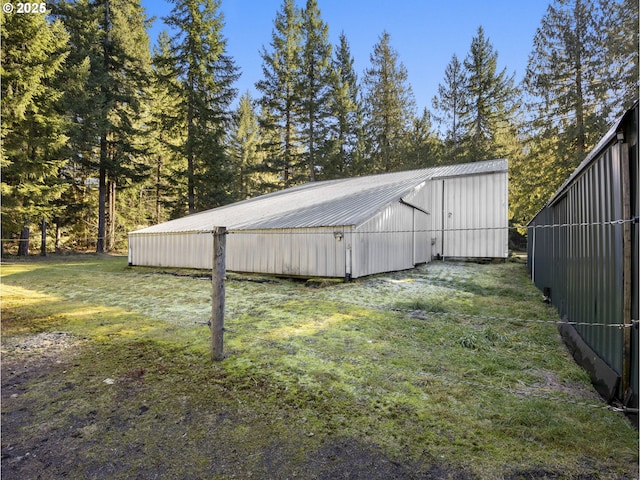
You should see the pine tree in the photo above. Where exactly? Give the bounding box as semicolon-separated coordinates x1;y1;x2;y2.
256;0;303;188
164;0;239;213
362;31;416;173
325;32;364;178
1;9;70;255
460;26;518;163
299;0;332;182
431;53;466;164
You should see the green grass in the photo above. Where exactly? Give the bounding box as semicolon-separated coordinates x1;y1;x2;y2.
1;255;637;479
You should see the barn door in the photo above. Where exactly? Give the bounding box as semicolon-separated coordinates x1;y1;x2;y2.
442;178;466;258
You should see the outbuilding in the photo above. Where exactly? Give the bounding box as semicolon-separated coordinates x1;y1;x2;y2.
527;102;638;415
128;158;508;278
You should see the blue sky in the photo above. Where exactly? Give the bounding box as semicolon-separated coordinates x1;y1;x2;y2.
140;0;550;112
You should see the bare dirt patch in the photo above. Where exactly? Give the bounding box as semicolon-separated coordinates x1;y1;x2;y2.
1;336;472;479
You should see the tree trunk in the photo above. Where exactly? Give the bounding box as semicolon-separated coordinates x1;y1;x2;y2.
55;218;61;252
18;223;29;256
106;179;116;251
187;92;195;214
40;218;47;256
97;0;110;253
97;149;107;253
156;156;162;224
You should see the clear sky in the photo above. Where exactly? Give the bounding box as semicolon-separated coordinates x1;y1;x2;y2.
140;0;551;112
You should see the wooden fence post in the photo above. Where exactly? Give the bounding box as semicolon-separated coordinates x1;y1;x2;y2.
211;226;226;361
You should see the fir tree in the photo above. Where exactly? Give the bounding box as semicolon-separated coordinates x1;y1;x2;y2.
299;0;332;182
524;0;610;169
362;31;416;173
146;30;187;222
164;0;239;213
405;108;441;169
432;53;466;163
460;26;517;163
52;0;152;252
603;0;639;111
325;32;364;178
227;92;273;200
519;0;616;225
1;9;70;255
256;0;303;188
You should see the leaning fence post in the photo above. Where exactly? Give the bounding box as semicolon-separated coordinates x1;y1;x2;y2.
211;226;226;361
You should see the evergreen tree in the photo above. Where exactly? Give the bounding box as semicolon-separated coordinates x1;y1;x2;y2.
362;31;416;173
431;53;466;164
147;30;188;221
1;9;70;255
227;92;274;200
53;0;152;252
603;0;639;111
404;108;441;169
256;0;303;188
524;0;610;170
299;0;332;182
325;32;364;178
164;0;239;213
521;0;614;223
460;26;518;163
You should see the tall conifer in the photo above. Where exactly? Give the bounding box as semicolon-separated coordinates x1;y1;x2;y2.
53;0;152;251
256;0;303;187
299;0;332;182
325;32;364;178
164;0;239;213
460;26;517;163
432;54;466;163
1;9;70;254
362;31;415;173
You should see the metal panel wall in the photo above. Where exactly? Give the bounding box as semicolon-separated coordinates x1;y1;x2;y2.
129;232;213;269
401;181;432;265
130;227;348;278
442;172;509;258
352;202;414;278
528;102;638;410
226;227;347;277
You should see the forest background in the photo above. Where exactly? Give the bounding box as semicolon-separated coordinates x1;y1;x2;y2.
1;0;638;254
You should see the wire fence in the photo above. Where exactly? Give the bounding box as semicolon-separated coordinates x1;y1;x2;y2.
5;214;637;413
221;216;638;236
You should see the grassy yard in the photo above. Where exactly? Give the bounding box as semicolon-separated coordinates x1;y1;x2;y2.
1;255;637;479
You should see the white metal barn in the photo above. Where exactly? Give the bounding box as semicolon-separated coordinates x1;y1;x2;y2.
128;159;508;278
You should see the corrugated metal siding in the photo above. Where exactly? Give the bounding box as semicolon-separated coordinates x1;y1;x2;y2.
129;227;348;277
565;147;624;374
528;102;638;408
129;159;509;278
128;232;213;269
130;159;508;235
352;203;414;278
401;180;432;264
442;172;509;258
227;227;347;277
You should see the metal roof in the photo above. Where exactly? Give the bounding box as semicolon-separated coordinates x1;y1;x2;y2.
130;159;508;234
